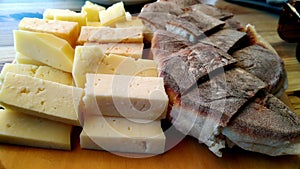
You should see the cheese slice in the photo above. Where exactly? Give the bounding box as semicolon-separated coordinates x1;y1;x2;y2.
81;1;105;22
99;1;126;26
14;30;74;73
77;27;143;45
98;54;158;77
0;63;38;82
0;109;72;150
18;17;79;47
35;66;73;86
15;52;45;66
80;116;165;154
0;72;83;126
85;42;143;59
83;74;168;120
72;45;105;88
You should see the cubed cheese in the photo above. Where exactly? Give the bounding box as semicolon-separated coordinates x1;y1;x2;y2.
98;54;158;77
14;30;74;73
0;63;38;82
85;42;143;59
15;52;45;66
18;17;79;47
72;45;105;88
83;74;168;120
35;66;73;86
77;27;143;45
99;1;126;26
0;72;83;126
81;1;105;22
80;116;165;154
0;109;72;150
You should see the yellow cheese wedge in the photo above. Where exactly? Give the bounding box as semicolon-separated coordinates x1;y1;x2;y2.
99;1;126;26
85;42;143;59
0;63;38;82
35;66;73;86
81;1;105;22
72;45;105;88
98;54;158;77
18;17;79;47
0;109;72;150
0;72;83;126
15;52;45;66
14;30;74;73
77;27;143;45
83;74;168;120
80;116;165;154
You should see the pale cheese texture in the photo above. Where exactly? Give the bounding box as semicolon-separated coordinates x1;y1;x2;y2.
0;63;38;82
99;1;126;26
0;73;83;126
77;27;143;45
14;30;74;73
80;116;165;154
115;18;144;28
18;17;79;47
81;1;105;22
98;54;158;77
0;109;72;150
83;74;168;120
43;9;74;20
73;45;105;88
85;42;143;59
15;52;45;66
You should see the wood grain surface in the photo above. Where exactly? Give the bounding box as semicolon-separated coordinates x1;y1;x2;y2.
0;0;299;169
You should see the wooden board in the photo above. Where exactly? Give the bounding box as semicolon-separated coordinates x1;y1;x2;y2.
0;0;299;169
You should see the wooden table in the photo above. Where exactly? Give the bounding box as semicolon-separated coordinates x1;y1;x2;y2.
0;0;299;169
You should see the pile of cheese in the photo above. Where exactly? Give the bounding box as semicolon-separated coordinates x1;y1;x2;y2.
0;1;168;154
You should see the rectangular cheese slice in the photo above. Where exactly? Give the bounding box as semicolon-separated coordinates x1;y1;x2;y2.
83;74;168;120
98;54;158;77
81;1;105;22
0;63;38;82
72;45;105;88
85;42;143;59
0;73;83;126
77;27;143;45
14;30;74;73
80;116;165;154
99;1;126;26
15;52;45;66
18;17;79;47
35;66;73;86
0;109;72;150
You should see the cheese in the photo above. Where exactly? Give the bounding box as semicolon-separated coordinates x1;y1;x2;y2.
80;116;165;154
0;109;72;150
87;22;102;27
72;45;105;88
115;18;144;28
85;42;143;59
43;9;74;20
98;54;158;77
35;66;73;86
14;30;74;73
77;27;143;45
0;63;38;82
99;1;126;26
81;1;105;22
0;72;83;126
15;52;45;66
18;17;79;47
83;74;168;120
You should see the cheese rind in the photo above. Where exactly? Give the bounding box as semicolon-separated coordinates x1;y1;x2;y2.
80;116;165;154
84;74;168;120
85;42;143;59
99;1;126;26
0;73;83;126
72;45;105;88
14;30;74;73
0;109;72;150
18;17;79;47
81;1;105;22
15;52;45;66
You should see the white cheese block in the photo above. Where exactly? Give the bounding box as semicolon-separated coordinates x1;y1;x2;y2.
83;74;168;120
0;72;83;126
85;42;143;59
80;116;165;154
15;52;45;66
0;63;38;82
99;1;126;26
72;45;105;88
14;30;74;73
0;109;72;150
35;66;73;86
